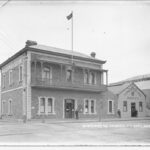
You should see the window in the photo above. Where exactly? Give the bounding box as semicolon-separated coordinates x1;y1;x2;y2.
84;99;96;114
9;70;13;85
2;74;6;88
40;98;45;113
48;98;53;113
43;67;52;80
91;100;95;114
66;69;72;82
38;97;55;115
8;100;12;115
84;100;89;113
123;101;127;112
108;100;114;114
84;71;89;84
90;72;96;85
2;100;6;115
139;102;143;112
19;65;23;82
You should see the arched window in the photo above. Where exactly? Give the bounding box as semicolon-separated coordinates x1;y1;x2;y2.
8;99;13;115
108;100;114;114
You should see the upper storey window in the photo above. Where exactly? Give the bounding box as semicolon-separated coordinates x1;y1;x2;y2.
19;65;23;82
2;74;6;88
84;71;89;84
43;66;52;81
9;70;13;85
84;70;96;85
66;69;72;82
89;72;96;85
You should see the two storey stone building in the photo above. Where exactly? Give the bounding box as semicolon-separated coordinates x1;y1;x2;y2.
0;40;108;120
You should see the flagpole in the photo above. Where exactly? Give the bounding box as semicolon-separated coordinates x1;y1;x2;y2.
71;10;73;65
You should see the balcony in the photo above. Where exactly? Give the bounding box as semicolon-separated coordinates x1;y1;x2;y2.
31;77;107;92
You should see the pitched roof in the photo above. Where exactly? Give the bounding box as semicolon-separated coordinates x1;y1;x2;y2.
30;44;91;59
0;43;106;68
108;82;146;97
29;44;106;64
143;89;150;98
135;80;150;90
110;74;150;86
108;82;131;95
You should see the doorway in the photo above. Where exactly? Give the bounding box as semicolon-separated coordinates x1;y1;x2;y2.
64;99;75;118
131;102;137;117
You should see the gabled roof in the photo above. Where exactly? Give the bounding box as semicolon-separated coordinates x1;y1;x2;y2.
108;82;146;98
108;82;131;95
0;42;106;68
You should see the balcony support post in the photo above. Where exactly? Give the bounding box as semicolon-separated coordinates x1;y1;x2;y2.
106;71;108;86
34;61;37;79
60;64;63;82
41;61;43;78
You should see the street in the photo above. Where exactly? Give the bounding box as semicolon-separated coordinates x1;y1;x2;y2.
0;120;150;145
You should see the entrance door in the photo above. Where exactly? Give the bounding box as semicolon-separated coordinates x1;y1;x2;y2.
64;99;75;118
131;102;137;117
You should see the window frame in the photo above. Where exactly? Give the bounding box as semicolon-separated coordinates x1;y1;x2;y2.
38;97;55;115
9;69;13;85
8;99;13;115
19;65;23;82
2;73;6;88
89;72;96;85
84;99;96;114
139;101;143;112
90;99;96;114
39;97;46;114
84;70;89;84
2;100;6;115
47;97;55;114
108;100;114;114
66;69;73;82
42;66;52;81
123;101;127;112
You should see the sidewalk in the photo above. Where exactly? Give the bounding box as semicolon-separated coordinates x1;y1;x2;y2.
0;117;150;124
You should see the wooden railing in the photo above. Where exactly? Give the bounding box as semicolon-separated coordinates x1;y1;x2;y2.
31;77;107;92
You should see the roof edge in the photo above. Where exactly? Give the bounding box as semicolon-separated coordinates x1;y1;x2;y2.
29;47;106;64
0;47;27;69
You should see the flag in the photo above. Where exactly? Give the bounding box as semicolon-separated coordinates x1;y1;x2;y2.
66;12;73;20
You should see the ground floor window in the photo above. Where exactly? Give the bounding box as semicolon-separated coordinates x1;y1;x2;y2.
139;102;143;112
2;100;6;115
48;98;53;113
108;100;114;114
39;97;55;115
40;98;46;113
8;99;13;115
123;101;127;112
84;99;96;114
84;99;89;113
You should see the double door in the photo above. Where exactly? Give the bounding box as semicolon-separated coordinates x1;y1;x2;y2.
65;99;75;118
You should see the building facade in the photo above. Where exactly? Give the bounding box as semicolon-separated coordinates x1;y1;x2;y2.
0;40;108;120
107;83;146;118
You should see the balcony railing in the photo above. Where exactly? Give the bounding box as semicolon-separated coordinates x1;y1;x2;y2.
31;77;107;92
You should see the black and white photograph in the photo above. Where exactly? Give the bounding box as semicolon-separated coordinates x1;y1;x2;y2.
0;0;150;148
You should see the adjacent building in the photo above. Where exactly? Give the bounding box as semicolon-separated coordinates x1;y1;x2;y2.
107;82;146;118
0;40;108;120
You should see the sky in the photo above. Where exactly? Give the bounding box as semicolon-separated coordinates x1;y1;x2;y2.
0;0;150;83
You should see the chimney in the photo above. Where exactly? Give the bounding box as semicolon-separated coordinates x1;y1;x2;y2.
90;52;96;58
25;40;37;47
